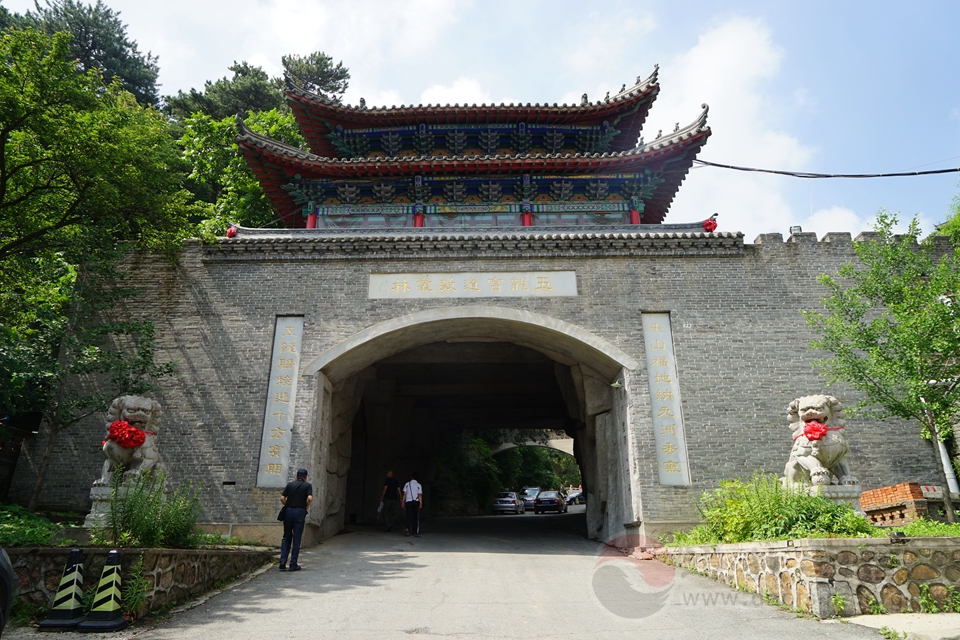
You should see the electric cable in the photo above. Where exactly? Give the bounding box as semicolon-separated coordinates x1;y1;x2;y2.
693;159;960;179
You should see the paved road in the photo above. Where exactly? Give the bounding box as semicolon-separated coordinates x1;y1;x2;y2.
49;507;885;640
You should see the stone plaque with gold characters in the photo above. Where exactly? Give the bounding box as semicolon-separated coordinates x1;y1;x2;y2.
368;271;577;299
642;313;692;486
256;316;304;488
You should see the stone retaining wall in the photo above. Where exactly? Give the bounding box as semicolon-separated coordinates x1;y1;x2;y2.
666;538;960;619
10;547;273;615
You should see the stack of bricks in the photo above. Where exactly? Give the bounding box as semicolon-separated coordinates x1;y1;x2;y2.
859;482;928;526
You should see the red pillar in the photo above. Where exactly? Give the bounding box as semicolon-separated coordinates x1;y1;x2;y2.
629;208;641;225
521;211;533;227
306;212;317;229
414;212;424;227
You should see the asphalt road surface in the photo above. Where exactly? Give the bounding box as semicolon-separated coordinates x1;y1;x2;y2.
48;506;884;640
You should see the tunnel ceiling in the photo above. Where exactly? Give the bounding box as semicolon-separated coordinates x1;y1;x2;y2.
373;342;574;432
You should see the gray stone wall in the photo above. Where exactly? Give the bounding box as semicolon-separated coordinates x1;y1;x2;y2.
8;230;947;537
666;538;960;618
11;547;273;615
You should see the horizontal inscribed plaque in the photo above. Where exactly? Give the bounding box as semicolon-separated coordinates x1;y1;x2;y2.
256;316;304;488
642;313;692;486
369;271;577;299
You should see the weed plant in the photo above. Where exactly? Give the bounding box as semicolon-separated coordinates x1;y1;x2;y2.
94;469;203;548
0;504;61;546
664;472;873;545
123;554;151;618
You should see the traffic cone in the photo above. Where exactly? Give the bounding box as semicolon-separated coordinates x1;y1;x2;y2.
76;550;128;632
37;549;85;630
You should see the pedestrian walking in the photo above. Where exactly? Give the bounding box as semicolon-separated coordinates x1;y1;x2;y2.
279;468;313;571
380;469;402;532
402;471;423;537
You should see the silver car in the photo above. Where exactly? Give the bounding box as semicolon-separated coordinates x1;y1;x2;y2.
518;487;540;511
492;491;525;514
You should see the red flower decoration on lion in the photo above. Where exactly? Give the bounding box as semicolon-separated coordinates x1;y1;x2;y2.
802;421;828;441
107;420;147;449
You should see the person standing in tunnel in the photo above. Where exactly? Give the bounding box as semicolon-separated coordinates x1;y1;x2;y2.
380;469;402;532
402;471;423;537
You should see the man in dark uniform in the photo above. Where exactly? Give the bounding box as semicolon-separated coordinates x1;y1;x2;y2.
279;468;313;571
379;469;402;532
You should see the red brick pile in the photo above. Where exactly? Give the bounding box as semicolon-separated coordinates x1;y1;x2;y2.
859;482;928;526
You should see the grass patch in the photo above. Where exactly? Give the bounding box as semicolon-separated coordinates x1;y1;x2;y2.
888;519;960;538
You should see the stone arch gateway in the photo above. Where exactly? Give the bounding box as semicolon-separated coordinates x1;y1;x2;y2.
302;307;642;541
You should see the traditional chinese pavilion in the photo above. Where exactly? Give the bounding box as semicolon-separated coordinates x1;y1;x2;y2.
236;66;712;230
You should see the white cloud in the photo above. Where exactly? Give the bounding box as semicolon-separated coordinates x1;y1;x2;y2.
796;205;870;237
420;77;491;106
645;17;816;240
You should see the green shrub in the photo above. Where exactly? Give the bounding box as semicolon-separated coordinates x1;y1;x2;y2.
97;469;204;548
664;472;874;545
0;504;61;546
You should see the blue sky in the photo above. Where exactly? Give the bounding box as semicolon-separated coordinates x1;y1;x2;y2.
7;0;959;240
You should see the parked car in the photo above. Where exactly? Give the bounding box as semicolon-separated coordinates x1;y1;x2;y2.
518;487;540;510
492;491;525;515
534;490;568;514
565;490;584;505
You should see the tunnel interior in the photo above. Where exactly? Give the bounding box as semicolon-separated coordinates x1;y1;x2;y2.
342;341;586;524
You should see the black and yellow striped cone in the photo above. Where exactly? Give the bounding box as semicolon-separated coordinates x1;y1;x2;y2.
38;548;85;630
76;550;128;632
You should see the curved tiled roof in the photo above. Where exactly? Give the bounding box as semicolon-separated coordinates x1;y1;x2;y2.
287;67;661;156
236;105;710;228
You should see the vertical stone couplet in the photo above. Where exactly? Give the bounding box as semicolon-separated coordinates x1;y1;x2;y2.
306;212;317;229
629;208;640;224
521;211;533;227
414;212;424;227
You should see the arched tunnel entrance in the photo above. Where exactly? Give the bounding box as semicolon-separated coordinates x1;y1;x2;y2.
302;307;641;542
342;341;580;522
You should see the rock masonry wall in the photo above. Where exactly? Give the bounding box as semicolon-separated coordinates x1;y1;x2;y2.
667;538;960;618
7;230;950;536
10;547;272;615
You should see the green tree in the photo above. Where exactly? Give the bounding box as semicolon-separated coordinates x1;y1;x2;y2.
936;192;960;246
0;28;197;264
164;53;349;123
280;52;349;97
164;61;283;123
1;252;177;511
179;109;305;234
804;210;960;522
26;0;160;105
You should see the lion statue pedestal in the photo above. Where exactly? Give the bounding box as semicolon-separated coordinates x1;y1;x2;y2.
84;395;164;528
781;394;864;515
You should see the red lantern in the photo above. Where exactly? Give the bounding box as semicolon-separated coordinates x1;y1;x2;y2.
225;225;238;238
702;218;718;233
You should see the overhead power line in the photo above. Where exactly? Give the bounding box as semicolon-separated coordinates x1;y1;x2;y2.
693;159;960;179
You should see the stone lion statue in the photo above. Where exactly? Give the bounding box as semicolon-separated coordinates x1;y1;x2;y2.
95;395;163;486
782;394;858;487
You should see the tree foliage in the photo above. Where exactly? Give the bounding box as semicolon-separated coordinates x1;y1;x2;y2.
281;52;349;96
804;210;960;521
0;28;198;264
25;0;160;105
164;61;283;123
164;53;349;122
179;109;305;235
2;251;178;511
936;191;960;246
